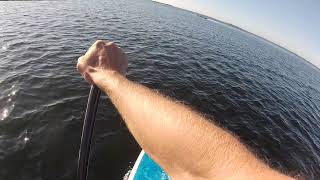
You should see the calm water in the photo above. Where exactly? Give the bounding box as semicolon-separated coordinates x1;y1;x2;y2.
0;0;320;179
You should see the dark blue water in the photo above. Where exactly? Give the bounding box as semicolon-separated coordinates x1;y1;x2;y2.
0;0;319;179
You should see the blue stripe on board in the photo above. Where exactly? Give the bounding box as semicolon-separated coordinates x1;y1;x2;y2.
133;153;169;180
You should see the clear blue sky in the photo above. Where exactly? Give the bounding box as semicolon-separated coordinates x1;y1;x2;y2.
154;0;320;68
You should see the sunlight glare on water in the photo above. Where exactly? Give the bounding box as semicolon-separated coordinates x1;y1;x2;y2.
0;108;9;121
0;86;17;121
1;45;8;51
0;0;319;179
24;137;30;142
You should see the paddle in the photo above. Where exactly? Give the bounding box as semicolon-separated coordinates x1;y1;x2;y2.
77;85;101;180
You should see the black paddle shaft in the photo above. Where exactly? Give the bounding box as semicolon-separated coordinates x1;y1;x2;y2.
77;85;101;180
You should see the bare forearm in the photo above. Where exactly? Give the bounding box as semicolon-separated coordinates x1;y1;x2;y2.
77;40;293;179
95;71;292;179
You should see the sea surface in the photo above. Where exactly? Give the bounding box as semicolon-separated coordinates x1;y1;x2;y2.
0;0;320;179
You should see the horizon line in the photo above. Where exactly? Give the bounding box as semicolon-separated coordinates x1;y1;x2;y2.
151;0;320;71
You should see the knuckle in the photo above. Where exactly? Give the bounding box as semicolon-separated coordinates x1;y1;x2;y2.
94;40;106;49
95;40;105;45
76;61;84;73
77;55;84;62
107;41;117;48
76;55;88;73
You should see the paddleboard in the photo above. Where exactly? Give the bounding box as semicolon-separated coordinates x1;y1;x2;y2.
128;150;169;180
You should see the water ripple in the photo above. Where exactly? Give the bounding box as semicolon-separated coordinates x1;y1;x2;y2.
0;85;17;121
0;0;319;179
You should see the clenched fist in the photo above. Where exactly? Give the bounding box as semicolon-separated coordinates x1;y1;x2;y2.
77;40;128;85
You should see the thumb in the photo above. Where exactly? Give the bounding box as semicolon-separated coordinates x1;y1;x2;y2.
83;72;94;85
77;56;93;84
77;56;87;74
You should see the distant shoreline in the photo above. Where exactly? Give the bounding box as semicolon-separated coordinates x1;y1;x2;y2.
151;0;319;71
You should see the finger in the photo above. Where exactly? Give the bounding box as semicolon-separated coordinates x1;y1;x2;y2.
92;40;110;52
98;55;105;66
77;55;84;64
84;72;93;85
77;56;86;73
